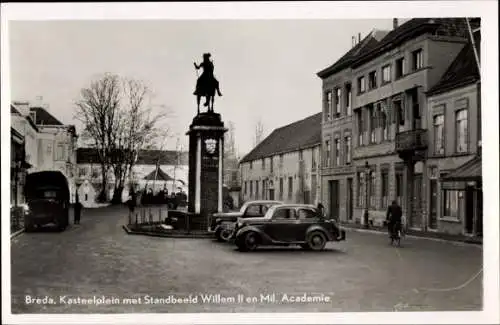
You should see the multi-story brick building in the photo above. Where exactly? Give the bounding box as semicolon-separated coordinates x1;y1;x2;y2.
425;26;481;236
318;18;480;234
317;29;389;221
239;113;321;205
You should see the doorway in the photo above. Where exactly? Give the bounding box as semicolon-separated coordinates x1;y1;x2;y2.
269;189;275;201
465;186;474;234
410;174;423;229
347;178;353;220
329;180;339;220
429;179;438;230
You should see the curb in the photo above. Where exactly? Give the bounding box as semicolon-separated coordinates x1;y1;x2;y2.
122;225;213;239
10;228;24;239
342;226;482;247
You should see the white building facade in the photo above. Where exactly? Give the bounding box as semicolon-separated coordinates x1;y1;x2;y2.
239;113;322;205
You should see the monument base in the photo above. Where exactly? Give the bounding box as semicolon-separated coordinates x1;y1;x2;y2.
186;112;227;226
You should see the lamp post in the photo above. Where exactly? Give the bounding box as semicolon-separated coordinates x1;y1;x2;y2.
364;161;370;229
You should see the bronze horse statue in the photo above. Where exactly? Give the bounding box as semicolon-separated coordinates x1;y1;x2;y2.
194;53;222;114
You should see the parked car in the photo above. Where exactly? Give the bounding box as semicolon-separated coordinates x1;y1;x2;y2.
232;204;346;252
209;200;283;242
24;171;70;231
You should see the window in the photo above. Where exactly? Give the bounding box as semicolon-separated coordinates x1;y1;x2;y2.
250;161;253;169
255;181;259;199
56;144;66;161
279;154;284;167
395;57;406;79
370;171;376;208
325;91;332;120
298;209;316;219
378;102;388;141
299;149;304;161
244;181;247;195
279;178;284;200
261;158;265;170
250;181;253;197
368;71;377;89
394;100;405;132
325;140;331;167
312;148;317;169
79;167;87;177
358;76;366;94
381;170;389;208
334;139;340;166
273;208;296;220
357;111;364;146
345;84;352;116
382;65;391;83
288;177;293;200
443;190;464;220
433;114;445;155
357;172;364;207
334;88;342;117
369;105;376;143
412;49;423;70
91;167;99;178
456;109;468;153
270;157;274;173
345;136;351;165
246;204;262;217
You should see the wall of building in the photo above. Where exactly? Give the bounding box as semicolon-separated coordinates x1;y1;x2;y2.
240;145;320;205
426;83;480;235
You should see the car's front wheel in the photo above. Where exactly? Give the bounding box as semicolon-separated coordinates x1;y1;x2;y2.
237;231;259;252
307;231;327;251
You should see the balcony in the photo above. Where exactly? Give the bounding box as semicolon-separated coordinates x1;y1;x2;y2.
395;129;428;161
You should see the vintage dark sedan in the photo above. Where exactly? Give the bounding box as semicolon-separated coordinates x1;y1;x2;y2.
24;171;70;231
232;204;346;252
209;200;283;241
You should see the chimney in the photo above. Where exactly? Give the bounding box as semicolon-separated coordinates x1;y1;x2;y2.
393;18;398;30
352;36;356;48
358;33;361;42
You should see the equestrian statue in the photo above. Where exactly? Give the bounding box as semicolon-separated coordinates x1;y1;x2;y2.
194;53;223;114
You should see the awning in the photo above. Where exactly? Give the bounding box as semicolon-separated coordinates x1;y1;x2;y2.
143;168;174;181
441;156;482;182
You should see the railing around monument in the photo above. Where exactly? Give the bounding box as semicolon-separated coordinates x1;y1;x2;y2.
127;205;208;233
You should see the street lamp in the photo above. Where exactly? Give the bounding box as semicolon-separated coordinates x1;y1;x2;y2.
364;161;370;229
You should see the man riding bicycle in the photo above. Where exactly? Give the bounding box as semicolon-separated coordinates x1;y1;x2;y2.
386;200;403;245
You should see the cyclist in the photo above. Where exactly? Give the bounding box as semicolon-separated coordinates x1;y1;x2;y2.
386;200;403;245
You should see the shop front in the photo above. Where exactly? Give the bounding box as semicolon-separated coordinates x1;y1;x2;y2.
440;156;482;237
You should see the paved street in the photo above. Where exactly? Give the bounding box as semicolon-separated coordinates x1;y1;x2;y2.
11;206;482;313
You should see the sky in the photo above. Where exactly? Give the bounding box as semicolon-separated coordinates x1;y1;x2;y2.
10;19;404;155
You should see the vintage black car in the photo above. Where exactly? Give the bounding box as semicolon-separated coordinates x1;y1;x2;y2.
24;171;70;231
209;200;283;241
232;204;346;251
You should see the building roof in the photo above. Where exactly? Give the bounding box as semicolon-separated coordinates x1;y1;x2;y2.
143;168;174;181
317;31;385;79
77;148;189;165
30;106;64;125
427;32;480;96
441;156;482;182
352;18;480;68
240;112;322;163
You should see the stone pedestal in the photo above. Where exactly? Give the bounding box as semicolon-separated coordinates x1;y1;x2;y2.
186;112;227;221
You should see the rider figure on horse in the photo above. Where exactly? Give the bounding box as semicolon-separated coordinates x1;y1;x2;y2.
194;53;223;108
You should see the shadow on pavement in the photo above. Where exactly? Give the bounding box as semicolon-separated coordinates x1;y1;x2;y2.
231;247;347;254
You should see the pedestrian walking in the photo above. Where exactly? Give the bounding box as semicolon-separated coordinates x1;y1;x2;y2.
127;188;137;224
74;192;82;225
386;200;403;245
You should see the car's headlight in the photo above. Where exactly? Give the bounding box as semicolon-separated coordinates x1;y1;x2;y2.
23;205;30;215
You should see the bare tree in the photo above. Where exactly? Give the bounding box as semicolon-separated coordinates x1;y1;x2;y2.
75;73;121;202
253;119;265;147
109;78;169;203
